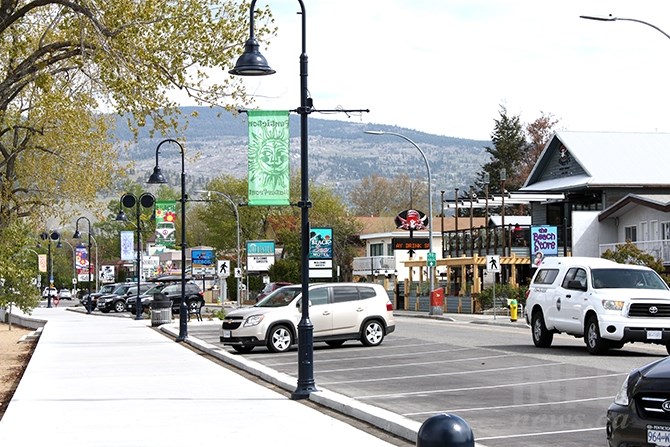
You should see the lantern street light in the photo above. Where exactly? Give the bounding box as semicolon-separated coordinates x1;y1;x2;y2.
364;131;435;302
39;230;60;308
73;217;93;314
230;0;317;400
147;139;188;341
195;190;241;307
116;192;156;319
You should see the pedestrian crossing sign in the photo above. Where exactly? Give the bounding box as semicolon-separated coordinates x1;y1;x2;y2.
486;255;500;273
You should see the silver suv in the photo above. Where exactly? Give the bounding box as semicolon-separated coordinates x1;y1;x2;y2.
525;256;670;355
220;283;396;353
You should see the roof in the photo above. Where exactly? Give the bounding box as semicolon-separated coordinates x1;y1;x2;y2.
598;193;670;221
523;131;670;191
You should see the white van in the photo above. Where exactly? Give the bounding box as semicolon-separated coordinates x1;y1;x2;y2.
220;283;395;353
525;257;670;355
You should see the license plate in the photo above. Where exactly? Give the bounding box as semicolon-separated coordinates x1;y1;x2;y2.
648;425;670;446
647;330;662;340
222;330;231;338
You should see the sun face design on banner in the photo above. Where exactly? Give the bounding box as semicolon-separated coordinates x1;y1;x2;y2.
247;110;290;206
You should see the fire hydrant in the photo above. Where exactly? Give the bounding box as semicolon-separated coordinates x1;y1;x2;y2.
510;299;518;322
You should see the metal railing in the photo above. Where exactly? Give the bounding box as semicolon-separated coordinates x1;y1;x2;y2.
352;256;396;276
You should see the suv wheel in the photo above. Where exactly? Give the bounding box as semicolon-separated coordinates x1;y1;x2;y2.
585;315;609;355
531;311;553;348
114;300;126;313
187;300;201;311
267;325;292;353
361;320;384;346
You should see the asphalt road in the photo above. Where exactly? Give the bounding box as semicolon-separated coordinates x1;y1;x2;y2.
189;315;668;447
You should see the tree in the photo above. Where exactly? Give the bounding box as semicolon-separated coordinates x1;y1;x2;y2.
478;105;527;194
0;222;42;312
517;112;559;182
349;174;428;216
601;241;665;274
0;0;275;228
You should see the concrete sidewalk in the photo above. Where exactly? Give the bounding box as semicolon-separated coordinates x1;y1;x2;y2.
0;307;402;447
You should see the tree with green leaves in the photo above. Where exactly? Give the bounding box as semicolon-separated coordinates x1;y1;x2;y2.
0;0;275;230
0;223;43;312
601;241;665;274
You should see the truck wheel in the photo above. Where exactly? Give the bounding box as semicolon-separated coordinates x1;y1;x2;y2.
531;311;553;348
585;315;609;355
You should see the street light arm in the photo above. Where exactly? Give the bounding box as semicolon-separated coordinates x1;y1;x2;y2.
580;14;670;40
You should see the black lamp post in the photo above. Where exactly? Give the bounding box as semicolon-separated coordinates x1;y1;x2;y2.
230;0;316;399
73;217;93;314
116;192;156;319
147;139;188;341
39;230;60;308
580;14;670;40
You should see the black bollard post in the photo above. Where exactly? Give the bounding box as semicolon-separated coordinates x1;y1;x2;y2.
417;413;474;447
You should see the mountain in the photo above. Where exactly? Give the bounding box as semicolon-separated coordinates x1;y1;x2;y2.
113;107;491;204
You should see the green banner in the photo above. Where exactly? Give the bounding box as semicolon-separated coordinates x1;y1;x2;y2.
155;200;177;249
248;110;290;206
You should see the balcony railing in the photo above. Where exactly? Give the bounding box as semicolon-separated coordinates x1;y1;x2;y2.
599;239;670;265
352;256;396;276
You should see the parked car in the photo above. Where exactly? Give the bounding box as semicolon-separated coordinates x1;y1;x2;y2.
606;356;670;446
80;283;119;310
256;281;293;302
97;283;152;313
58;289;72;300
524;256;670;355
127;280;204;314
220;283;396;353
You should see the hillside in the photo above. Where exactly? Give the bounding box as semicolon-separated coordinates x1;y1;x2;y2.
113;107;491;204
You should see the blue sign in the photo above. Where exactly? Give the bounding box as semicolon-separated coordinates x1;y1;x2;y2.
309;228;333;259
191;249;215;266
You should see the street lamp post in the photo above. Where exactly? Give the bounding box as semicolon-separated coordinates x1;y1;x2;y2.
39;230;60;308
230;0;317;400
195;190;241;307
483;173;490;253
73;217;93;314
500;168;507;257
116;192;156;319
364;131;435;303
147;139;188;341
580;14;670;40
57;238;77;292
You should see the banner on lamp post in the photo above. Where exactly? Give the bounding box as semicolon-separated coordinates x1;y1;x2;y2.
120;230;134;261
155;200;177;248
247;110;290;206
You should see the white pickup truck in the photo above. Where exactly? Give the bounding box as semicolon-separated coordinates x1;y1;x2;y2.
524;256;670;355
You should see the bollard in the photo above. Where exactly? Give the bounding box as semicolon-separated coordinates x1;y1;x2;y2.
417;413;474;447
510;298;518;322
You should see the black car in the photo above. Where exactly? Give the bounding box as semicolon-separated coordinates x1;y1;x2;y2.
97;283;152;313
80;283;120;311
607;356;670;447
126;282;204;314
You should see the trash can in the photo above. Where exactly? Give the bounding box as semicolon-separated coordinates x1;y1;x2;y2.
151;293;172;327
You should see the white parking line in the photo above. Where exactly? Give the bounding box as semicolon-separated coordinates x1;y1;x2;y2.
320;362;559;385
356;373;626;399
476;426;605;441
403;396;615;416
318;353;516;373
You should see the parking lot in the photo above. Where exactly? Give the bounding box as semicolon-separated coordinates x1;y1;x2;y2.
189;315;668;447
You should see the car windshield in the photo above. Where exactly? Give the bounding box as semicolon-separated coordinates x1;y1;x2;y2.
256;287;301;308
592;268;669;290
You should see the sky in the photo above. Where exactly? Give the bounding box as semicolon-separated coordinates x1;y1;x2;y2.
186;0;670;141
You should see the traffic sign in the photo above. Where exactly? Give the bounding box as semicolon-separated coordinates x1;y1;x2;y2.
427;252;437;267
234;267;243;278
217;260;230;278
486;255;501;273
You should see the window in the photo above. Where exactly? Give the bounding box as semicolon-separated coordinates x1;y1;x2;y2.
370;243;384;257
662;222;670;240
358;286;377;300
332;286;360;303
624;225;637;242
533;269;559;285
309;287;329;306
562;268;587;289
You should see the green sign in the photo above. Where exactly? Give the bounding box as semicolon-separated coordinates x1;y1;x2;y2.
247;110;290;206
427;252;436;267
